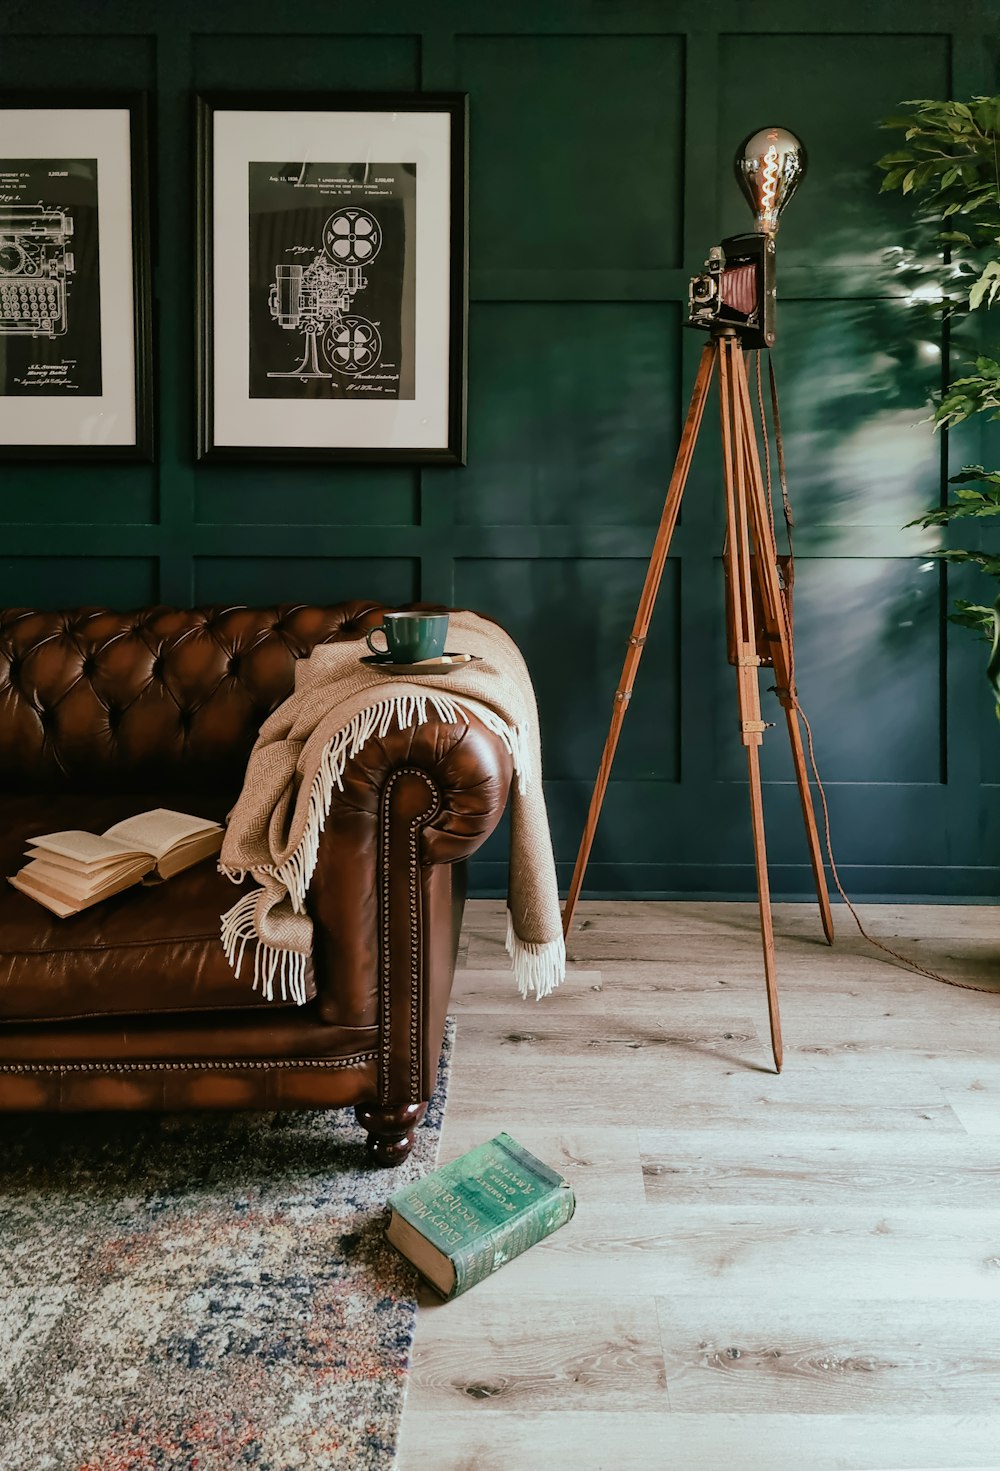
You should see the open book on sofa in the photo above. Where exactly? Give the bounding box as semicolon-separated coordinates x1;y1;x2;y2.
8;809;224;918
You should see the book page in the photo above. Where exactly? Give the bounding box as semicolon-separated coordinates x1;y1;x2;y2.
10;860;153;918
9;872;81;918
155;828;224;879
22;848;128;876
102;809;222;862
27;830;143;864
23;855;153;899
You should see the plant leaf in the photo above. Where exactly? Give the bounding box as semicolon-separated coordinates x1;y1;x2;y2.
969;261;1000;309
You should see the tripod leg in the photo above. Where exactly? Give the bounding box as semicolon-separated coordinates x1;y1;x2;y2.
745;741;783;1071
719;336;783;1073
562;341;717;938
732;360;834;944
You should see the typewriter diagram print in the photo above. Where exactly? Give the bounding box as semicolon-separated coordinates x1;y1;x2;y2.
0;159;102;396
248;161;415;400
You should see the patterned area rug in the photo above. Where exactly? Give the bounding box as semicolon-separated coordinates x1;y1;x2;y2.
0;1022;454;1471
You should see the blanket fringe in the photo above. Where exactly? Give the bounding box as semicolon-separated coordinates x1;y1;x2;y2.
221;695;526;915
466;706;531;796
220;695;544;1006
220;887;309;1004
505;909;565;1000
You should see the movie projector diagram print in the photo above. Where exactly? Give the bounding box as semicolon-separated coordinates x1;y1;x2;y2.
268;206;384;383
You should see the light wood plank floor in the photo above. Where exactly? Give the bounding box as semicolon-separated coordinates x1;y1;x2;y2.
398;900;1000;1471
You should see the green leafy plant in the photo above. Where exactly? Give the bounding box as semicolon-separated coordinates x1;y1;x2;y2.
878;96;1000;713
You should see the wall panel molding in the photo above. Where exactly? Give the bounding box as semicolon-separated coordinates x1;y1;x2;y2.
1;0;995;899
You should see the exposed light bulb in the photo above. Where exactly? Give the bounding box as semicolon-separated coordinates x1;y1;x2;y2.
734;127;807;235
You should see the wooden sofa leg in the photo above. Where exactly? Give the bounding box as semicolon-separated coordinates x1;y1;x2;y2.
355;1102;427;1166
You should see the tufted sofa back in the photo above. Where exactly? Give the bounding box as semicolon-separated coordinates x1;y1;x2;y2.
0;602;389;794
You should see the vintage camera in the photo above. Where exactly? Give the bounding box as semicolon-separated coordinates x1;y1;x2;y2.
0;206;75;338
687;232;776;349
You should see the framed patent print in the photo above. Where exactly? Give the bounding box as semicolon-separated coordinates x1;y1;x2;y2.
196;92;468;464
0;93;153;460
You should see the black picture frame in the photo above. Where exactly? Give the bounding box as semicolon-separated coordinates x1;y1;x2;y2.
196;91;468;465
0;91;153;462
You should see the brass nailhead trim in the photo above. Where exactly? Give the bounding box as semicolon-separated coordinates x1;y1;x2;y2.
0;1053;377;1076
378;767;440;1104
379;777;394;1095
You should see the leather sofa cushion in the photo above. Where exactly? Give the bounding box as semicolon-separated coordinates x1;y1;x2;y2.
0;794;316;1024
0;603;388;795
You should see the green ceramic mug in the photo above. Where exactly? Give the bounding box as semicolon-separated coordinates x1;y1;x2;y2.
366;611;449;663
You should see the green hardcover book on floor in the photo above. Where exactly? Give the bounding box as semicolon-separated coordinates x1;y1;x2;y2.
386;1132;576;1299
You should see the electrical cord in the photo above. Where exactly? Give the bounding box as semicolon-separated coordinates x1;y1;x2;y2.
756;351;996;995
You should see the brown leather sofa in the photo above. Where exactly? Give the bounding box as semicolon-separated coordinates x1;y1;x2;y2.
0;603;513;1163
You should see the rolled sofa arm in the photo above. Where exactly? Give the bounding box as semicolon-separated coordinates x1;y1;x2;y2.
305;712;514;1103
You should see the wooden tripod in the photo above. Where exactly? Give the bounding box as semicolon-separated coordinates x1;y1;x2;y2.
561;327;834;1073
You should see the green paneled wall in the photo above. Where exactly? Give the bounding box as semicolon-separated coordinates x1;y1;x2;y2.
1;1;998;900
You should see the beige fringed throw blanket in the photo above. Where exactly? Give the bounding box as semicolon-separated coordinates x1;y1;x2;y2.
219;611;565;1005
